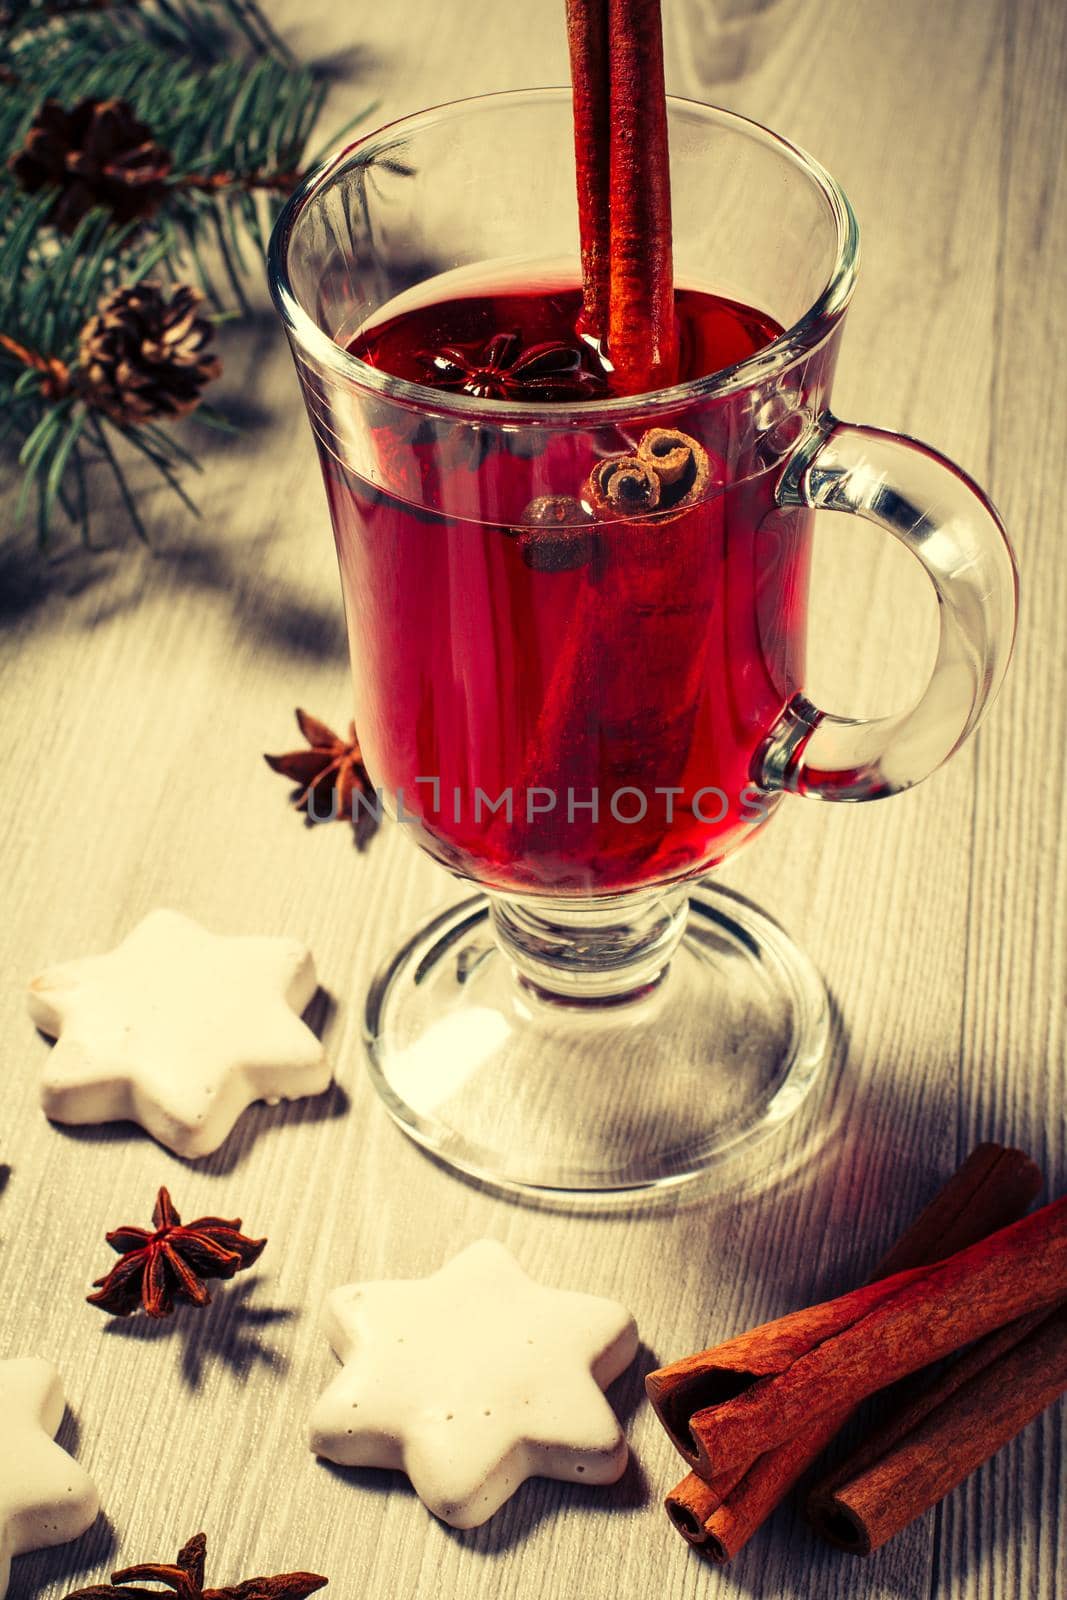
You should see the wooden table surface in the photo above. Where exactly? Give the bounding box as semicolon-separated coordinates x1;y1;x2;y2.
2;2;1064;1597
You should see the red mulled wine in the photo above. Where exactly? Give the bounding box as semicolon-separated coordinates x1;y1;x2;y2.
318;279;820;896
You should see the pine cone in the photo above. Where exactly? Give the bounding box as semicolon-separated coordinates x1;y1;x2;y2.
10;97;172;232
78;283;222;425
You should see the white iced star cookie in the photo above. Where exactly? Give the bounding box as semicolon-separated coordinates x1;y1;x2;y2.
0;1359;100;1599
309;1239;638;1528
27;909;331;1158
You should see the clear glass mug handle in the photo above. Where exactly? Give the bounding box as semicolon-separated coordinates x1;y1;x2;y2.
758;419;1019;800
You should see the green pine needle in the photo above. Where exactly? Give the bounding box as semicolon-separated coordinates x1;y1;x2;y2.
0;0;374;550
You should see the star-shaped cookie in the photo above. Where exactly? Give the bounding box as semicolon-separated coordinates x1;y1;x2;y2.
27;909;331;1158
0;1359;99;1599
309;1239;638;1528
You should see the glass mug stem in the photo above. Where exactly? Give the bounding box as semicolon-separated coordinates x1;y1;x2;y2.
490;888;689;1005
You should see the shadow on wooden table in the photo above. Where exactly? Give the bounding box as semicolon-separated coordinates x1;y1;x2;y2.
0;509;349;667
201;1079;353;1177
303;39;383;85
98;1274;295;1390
42;1075;351;1177
0;537;124;625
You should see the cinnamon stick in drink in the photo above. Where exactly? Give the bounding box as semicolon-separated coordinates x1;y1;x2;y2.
663;1143;1042;1559
604;0;676;392
649;1192;1067;1483
565;0;610;337
565;0;676;392
807;1302;1067;1554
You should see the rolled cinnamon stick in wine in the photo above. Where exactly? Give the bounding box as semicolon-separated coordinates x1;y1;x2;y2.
807;1301;1067;1554
649;1191;1067;1483
663;1143;1042;1559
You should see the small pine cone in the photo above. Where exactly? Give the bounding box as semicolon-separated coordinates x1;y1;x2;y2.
10;97;172;233
78;283;222;425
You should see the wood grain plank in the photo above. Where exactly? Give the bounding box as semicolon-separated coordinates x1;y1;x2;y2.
1;3;1061;1599
941;1;1067;1596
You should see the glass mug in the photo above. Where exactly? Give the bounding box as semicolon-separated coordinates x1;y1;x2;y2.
269;92;1016;1202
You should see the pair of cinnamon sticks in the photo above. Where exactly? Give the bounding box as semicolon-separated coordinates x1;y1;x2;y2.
646;1144;1067;1560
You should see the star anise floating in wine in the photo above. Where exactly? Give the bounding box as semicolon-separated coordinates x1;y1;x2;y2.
63;1530;327;1599
417;330;607;401
87;1188;266;1319
264;708;378;847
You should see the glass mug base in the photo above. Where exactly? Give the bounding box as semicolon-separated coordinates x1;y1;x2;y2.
364;881;829;1204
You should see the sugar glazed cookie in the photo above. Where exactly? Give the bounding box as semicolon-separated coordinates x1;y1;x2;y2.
27;909;331;1158
0;1359;100;1598
309;1239;638;1528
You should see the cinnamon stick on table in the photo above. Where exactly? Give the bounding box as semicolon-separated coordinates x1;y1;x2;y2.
807;1301;1067;1554
649;1191;1067;1485
663;1143;1042;1561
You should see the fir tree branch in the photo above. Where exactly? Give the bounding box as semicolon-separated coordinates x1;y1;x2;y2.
1;0;376;551
175;168;301;194
1;0;294;65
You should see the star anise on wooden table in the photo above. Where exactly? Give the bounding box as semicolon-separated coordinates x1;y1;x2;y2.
64;1530;327;1599
418;330;607;400
264;708;378;847
87;1188;266;1319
